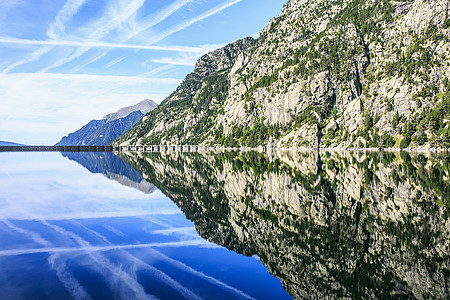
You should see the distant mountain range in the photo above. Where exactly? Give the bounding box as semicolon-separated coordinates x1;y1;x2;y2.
56;99;157;146
0;141;25;146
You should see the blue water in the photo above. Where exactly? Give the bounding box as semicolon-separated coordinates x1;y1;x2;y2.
0;152;291;300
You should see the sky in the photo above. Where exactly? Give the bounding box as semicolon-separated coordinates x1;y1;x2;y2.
0;0;285;145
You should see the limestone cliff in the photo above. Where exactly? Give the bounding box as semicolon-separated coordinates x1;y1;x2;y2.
118;0;450;149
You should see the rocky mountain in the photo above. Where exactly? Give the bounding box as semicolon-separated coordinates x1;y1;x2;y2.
117;0;450;149
119;150;449;299
56;99;157;146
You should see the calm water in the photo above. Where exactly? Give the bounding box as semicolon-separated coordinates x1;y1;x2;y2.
0;150;449;299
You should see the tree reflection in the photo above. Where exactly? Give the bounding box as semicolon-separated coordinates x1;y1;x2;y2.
120;150;449;299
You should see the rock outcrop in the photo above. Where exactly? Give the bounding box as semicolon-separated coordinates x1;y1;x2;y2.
117;0;450;149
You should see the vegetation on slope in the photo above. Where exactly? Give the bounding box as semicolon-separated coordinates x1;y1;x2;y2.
117;0;449;149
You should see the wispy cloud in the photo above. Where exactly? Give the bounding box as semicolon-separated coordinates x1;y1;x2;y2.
1;0;240;73
77;0;197;69
134;0;195;35
148;56;198;66
0;72;181;83
61;0;242;72
145;0;243;46
3;219;93;300
41;0;146;73
2;0;87;73
0;37;216;53
124;252;204;300
2;45;53;74
47;0;88;39
77;223;204;300
3;219;52;247
41;221;158;300
92;0;242;73
103;56;127;69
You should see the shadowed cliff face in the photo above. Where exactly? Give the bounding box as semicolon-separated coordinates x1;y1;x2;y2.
120;150;449;299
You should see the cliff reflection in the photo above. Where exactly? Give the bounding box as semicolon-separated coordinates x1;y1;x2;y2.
120;150;449;299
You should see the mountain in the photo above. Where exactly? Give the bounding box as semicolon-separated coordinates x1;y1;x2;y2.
56;99;157;146
61;151;156;194
117;0;450;149
119;151;449;299
0;140;25;146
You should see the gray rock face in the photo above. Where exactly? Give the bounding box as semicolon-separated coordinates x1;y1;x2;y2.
194;37;254;78
117;38;254;145
118;0;450;149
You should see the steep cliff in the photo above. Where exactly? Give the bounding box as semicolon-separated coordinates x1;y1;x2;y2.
120;150;449;299
56;99;157;146
118;0;450;149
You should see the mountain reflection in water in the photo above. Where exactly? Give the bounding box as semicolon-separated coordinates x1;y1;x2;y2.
120;150;450;300
61;151;157;194
0;152;291;300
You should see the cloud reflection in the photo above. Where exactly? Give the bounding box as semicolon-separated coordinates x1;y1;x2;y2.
0;152;289;299
0;152;179;221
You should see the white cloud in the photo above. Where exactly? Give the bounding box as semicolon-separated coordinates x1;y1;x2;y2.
1;45;53;74
103;56;127;68
41;0;146;73
0;37;217;53
62;0;241;71
47;0;88;40
148;55;198;66
2;0;87;73
145;0;243;46
79;0;197;68
0;73;181;144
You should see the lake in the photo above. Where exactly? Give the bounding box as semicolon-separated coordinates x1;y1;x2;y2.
0;150;448;299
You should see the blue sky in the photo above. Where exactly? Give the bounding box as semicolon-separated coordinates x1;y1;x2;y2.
0;0;285;145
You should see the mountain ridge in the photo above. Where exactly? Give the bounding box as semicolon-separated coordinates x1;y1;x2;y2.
117;0;450;149
56;99;157;146
103;99;157;122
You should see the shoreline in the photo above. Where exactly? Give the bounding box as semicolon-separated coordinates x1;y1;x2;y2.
1;144;449;154
202;145;450;153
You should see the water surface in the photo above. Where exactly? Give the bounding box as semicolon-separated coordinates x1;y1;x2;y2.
0;150;449;299
0;152;290;300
